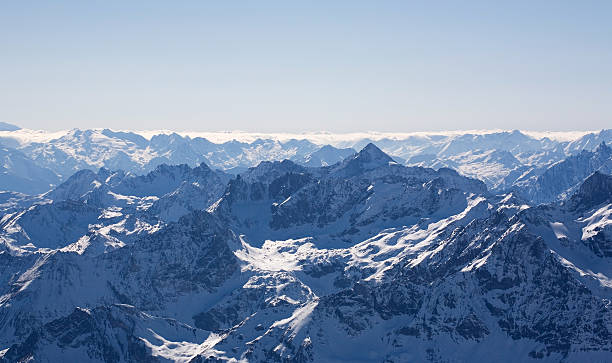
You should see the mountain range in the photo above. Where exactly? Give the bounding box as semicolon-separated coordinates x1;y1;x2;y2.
0;128;611;204
0;139;610;362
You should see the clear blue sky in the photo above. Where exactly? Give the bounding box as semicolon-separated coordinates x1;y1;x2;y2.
1;1;610;132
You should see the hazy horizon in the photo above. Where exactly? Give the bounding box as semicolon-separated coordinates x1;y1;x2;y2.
1;124;607;145
2;121;610;135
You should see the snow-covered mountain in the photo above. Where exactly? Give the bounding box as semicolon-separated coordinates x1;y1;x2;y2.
0;162;229;254
0;147;60;194
512;141;612;204
0;128;356;184
0;144;609;362
212;143;486;246
0;123;20;132
0;127;611;200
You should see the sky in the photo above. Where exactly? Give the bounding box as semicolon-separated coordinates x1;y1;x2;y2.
1;1;611;132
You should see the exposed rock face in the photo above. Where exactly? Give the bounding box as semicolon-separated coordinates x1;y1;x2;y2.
0;162;229;253
213;143;487;246
0;210;240;349
2;305;209;363
565;171;612;212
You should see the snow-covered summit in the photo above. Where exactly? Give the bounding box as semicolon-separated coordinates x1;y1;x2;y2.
331;142;396;177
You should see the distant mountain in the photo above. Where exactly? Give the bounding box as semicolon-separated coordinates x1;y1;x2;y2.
565;129;612;154
0;122;20;131
0;147;60;194
513;142;612;204
0;128;611;197
298;144;356;167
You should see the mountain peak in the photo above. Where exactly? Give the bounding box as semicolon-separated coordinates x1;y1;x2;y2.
46;169;101;201
595;141;611;155
332;143;395;176
357;143;394;164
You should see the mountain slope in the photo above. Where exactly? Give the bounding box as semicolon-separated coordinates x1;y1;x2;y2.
0;210;240;349
514;142;612;203
0;147;60;194
212;143;486;246
191;173;612;362
0;162;229;253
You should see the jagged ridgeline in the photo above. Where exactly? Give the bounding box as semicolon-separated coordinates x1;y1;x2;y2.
0;128;611;198
0;140;610;362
